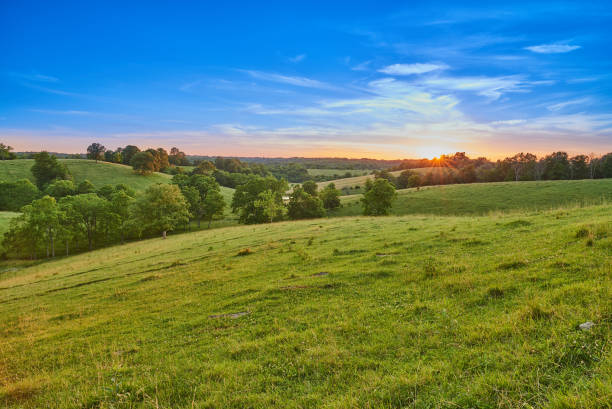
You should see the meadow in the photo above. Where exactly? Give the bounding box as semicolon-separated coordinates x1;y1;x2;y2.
0;159;172;193
317;167;455;192
0;203;610;408
306;168;371;177
332;179;612;217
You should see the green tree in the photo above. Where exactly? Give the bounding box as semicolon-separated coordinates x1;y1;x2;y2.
28;196;63;257
109;189;135;244
287;186;325;220
570;155;590;179
0;179;40;211
122;145;140;165
192;160;216;175
60;193;109;251
87;143;106;162
374;170;397;187
173;174;225;228
133;184;190;238
45;179;76;199
131;151;156;175
231;176;288;224
254;190;286;223
319;183;341;210
77;180;96;194
301;180;318;196
396;170;422;189
543;152;571;180
0;142;16;160
361;178;396;216
31;151;71;189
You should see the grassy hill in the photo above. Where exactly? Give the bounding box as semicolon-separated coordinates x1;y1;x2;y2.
0;158;235;202
0;204;610;407
306;168;371;177
317;167;455;193
0;159;172;193
332;178;612;217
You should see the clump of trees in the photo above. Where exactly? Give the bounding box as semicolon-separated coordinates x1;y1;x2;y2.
172;174;226;228
0;143;16;160
31;151;71;189
361;179;396;216
231;176;288;224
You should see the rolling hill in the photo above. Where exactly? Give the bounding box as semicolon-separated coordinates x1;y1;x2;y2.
0;204;610;407
332;178;612;217
316;167;455;192
0;159;234;202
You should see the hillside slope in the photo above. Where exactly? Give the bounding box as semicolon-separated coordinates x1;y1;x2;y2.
1;205;610;408
0;159;234;198
316;167;454;191
333;178;612;217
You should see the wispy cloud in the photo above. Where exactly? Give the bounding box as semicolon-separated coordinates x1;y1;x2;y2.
546;98;590;112
10;72;59;82
525;44;581;54
351;60;372;71
30;109;93;115
288;54;306;63
419;75;531;100
378;63;449;75
241;70;338;90
179;80;203;92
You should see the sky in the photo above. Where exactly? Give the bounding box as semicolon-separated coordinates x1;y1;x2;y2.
1;1;611;159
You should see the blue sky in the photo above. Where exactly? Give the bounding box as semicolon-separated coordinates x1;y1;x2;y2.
1;1;611;158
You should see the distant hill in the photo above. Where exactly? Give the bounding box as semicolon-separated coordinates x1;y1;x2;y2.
332;178;612;217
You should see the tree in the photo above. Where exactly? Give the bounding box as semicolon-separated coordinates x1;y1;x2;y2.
172;174;225;228
374;170;397;187
87;143;106;162
287;186;325;220
31;151;71;189
231;176;288;224
0;143;16;160
0;179;39;211
133;184;190;238
319;183;341;210
45;179;76;199
396;170;421;189
28;196;62;257
169;147;190;166
570;155;589;179
600;153;612;178
361;178;396;216
60;193;109;251
122;145;140;165
542;152;571;180
109;189;135;244
254;190;286;223
301;180;318;196
192;160;215;175
77;180;96;194
131;151;156;175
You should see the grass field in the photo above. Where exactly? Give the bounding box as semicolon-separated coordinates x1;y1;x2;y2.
0;160;172;193
317;167;455;193
332;179;612;217
306;168;371;177
0;204;610;408
0;159;234;202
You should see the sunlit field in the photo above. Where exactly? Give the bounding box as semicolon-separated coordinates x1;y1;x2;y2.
1;204;610;408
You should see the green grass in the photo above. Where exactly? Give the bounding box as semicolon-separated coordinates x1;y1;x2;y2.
317;167;453;192
0;159;234;202
306;168;371;177
0;160;172;193
333;179;612;217
0;204;610;408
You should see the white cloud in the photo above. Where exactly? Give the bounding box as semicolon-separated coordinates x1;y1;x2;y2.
525;44;581;54
11;72;59;82
547;98;590;112
378;63;448;75
242;70;338;90
420;75;529;99
351;60;372;71
288;54;306;63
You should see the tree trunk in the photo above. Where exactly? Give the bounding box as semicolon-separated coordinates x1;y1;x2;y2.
162;230;167;239
198;219;201;229
66;240;69;256
208;218;212;229
51;231;55;258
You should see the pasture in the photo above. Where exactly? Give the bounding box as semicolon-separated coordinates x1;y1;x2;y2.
332;179;612;217
0;203;610;408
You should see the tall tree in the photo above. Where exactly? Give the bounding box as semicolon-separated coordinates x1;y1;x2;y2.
121;145;140;165
133;184;190;238
131;151;156;175
87;143;106;162
30;151;71;189
319;183;341;210
287;186;325;220
254;190;286;223
361;178;396;216
0;142;16;160
231;176;288;224
60;193;108;251
0;179;40;211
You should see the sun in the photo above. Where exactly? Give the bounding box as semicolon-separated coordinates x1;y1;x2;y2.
413;145;454;160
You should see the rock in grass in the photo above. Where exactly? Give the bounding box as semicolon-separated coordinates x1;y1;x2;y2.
579;321;595;330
